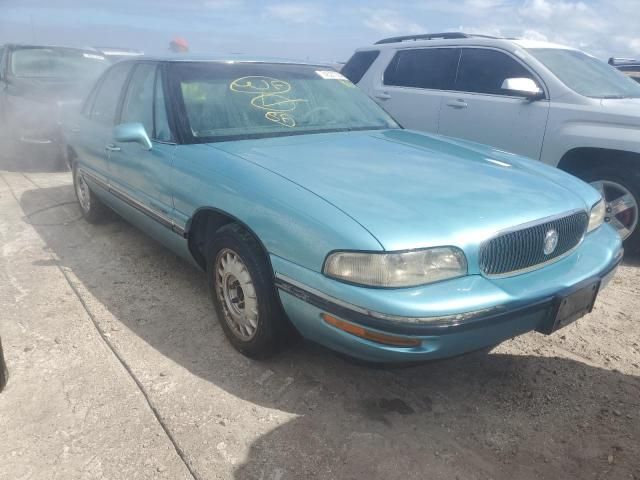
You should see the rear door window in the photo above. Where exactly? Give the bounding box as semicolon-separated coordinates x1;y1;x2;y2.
342;50;380;83
90;63;133;125
455;48;536;96
383;48;459;90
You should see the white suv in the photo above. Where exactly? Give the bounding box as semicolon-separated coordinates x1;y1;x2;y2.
344;32;640;250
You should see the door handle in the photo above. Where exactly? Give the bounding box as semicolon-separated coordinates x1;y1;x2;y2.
69;125;80;133
374;92;392;100
105;143;121;152
446;99;468;109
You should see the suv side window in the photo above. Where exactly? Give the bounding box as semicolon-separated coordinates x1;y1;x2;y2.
90;62;133;125
120;63;156;136
455;48;537;96
384;48;459;90
342;50;380;83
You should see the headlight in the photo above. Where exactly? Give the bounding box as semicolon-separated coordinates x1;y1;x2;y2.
323;247;467;288
587;200;605;232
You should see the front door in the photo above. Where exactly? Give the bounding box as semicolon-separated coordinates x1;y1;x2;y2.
108;62;176;216
437;48;550;160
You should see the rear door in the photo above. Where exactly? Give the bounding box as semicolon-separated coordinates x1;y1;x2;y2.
437;47;550;160
73;62;133;179
109;62;176;217
370;47;459;133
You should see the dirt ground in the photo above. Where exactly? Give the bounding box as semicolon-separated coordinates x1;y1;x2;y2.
0;170;639;480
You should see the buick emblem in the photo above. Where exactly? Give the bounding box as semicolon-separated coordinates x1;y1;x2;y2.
543;229;559;255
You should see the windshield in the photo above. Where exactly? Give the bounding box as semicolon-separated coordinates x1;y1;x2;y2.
171;62;399;142
528;48;640;98
10;47;108;80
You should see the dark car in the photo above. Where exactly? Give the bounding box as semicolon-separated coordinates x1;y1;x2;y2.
0;44;109;170
609;57;640;83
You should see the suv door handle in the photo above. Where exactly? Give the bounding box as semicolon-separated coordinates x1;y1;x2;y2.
105;143;121;152
374;92;392;100
446;99;468;109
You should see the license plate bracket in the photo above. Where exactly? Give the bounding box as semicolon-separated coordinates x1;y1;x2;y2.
538;281;600;334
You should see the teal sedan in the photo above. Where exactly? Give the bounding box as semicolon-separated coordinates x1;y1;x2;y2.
64;56;623;362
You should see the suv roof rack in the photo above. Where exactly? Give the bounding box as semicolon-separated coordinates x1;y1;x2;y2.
374;32;498;45
608;57;640;66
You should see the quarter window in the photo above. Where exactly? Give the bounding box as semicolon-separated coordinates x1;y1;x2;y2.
384;48;458;90
90;63;133;125
120;63;156;136
342;50;380;84
455;48;537;96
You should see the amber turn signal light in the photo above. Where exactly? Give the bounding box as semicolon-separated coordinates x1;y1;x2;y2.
322;314;421;348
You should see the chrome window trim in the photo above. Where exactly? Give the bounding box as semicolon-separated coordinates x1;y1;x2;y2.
379;44;550;100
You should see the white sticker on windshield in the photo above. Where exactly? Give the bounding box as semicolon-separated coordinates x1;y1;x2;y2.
316;70;347;80
83;53;105;60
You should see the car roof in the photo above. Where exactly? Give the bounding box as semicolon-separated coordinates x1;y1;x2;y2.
356;33;575;52
126;54;334;67
2;43;104;54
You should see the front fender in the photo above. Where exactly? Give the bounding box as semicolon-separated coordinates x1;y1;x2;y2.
172;144;383;272
541;104;640;167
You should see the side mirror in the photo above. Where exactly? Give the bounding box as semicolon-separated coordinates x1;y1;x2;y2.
113;122;152;150
501;77;544;100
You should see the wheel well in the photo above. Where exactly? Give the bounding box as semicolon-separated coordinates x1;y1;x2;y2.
187;208;269;270
557;147;640;176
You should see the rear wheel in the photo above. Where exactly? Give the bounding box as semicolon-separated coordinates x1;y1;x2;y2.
207;224;291;359
73;166;109;223
581;166;640;252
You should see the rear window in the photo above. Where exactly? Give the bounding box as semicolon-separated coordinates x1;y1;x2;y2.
342;50;380;84
384;48;458;90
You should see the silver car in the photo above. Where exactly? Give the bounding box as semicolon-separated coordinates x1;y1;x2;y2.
345;32;640;251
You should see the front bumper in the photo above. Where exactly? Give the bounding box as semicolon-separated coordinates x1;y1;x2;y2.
273;225;624;363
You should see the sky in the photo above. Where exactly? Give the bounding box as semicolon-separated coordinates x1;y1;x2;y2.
0;0;638;62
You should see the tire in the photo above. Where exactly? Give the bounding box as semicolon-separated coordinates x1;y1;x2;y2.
73;165;109;224
579;165;640;253
207;223;291;359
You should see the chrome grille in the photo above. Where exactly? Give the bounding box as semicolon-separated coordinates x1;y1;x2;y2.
480;211;589;276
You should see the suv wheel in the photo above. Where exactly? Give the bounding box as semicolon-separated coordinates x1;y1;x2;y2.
583;167;640;251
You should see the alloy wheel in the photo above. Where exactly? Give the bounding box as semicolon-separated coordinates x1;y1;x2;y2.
591;180;639;240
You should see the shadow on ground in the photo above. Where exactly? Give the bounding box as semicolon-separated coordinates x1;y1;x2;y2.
0;147;68;173
19;184;640;480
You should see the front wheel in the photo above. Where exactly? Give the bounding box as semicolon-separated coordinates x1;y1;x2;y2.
207;224;291;359
582;167;640;252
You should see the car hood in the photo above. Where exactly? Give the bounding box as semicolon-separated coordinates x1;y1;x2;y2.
213;129;597;251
